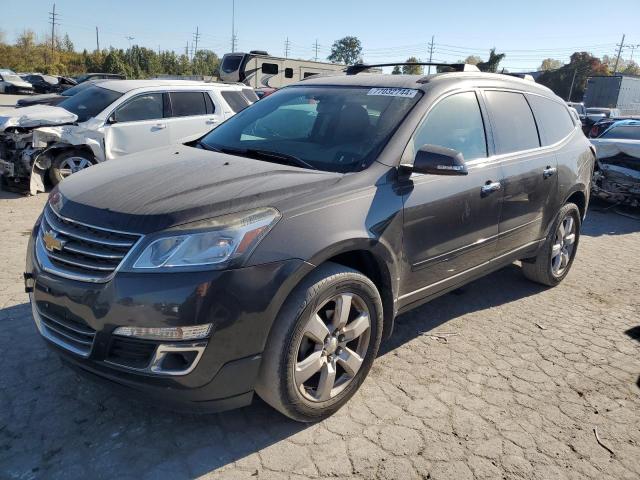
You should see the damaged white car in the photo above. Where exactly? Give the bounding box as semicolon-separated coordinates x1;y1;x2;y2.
590;120;640;207
0;79;258;193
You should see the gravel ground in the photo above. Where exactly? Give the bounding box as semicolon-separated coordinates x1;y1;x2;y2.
0;190;638;480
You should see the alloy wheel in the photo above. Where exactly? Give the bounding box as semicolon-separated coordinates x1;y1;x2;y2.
294;293;371;402
58;156;92;177
551;214;576;277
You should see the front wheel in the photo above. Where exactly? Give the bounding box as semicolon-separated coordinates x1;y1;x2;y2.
256;262;383;422
49;150;95;185
521;202;581;286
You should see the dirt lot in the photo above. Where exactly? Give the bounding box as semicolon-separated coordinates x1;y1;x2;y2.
0;190;638;480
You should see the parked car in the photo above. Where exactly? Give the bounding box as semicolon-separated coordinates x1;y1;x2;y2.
587;116;640;138
0;69;34;94
25;66;594;422
590;119;640;206
583;107;622;134
20;74;77;94
0;80;256;193
15;79;109;108
74;73;126;83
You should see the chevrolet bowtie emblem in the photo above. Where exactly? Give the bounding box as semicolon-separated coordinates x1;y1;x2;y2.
42;230;65;252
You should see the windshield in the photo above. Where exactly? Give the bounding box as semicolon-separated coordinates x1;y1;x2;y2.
58;86;122;122
2;74;24;83
199;85;422;173
601;125;640;140
587;108;609;115
61;80;103;97
222;54;244;73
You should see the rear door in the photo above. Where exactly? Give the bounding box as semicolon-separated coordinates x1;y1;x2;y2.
400;90;504;302
103;92;170;159
481;90;558;255
167;91;222;143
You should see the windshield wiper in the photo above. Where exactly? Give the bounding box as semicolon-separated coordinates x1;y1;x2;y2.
245;148;318;170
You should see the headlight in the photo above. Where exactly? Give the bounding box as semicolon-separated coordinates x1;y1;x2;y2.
130;207;280;271
113;324;212;341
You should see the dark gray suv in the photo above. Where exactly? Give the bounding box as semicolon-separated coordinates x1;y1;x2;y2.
25;65;595;422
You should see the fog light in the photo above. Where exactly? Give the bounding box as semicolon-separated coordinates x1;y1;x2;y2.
113;324;212;341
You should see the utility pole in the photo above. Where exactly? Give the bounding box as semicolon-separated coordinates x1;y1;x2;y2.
567;68;577;101
185;41;189;57
48;3;59;64
628;44;640;63
613;33;625;74
193;26;200;57
313;39;319;62
284;37;290;58
95;27;100;52
427;35;435;74
231;0;236;52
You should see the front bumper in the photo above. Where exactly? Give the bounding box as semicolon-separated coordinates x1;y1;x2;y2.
26;233;311;412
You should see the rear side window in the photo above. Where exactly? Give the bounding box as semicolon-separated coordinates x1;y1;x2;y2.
204;93;215;114
601;126;640;140
115;93;164;122
413;91;487;161
484;90;540;154
221;90;251;112
170;92;207;117
527;95;575;145
242;88;259;102
262;63;278;75
285;68;293;78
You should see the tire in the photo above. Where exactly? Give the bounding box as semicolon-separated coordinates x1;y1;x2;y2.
49;150;95;185
521;203;581;287
256;262;383;422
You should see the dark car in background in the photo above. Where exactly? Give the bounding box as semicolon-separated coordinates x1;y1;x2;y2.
15;79;109;108
25;65;594;422
21;74;77;94
74;73;126;83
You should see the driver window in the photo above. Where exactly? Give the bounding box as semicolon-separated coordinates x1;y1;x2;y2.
413;91;487;161
115;93;164;122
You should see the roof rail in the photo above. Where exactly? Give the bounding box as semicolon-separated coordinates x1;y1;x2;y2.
345;62;480;75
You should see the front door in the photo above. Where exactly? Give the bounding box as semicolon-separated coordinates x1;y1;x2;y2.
481;90;558;255
104;92;170;159
400;91;504;304
166;91;223;144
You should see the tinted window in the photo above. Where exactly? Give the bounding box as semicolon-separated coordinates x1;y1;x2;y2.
200;86;421;173
170;92;207;117
303;72;318;79
115;93;163;122
413;92;487;161
204;93;215;114
484;90;539;154
221;91;251;112
527;95;575;145
262;63;278;75
285;68;293;78
241;88;259;102
601;126;640;140
222;54;243;73
58;86;123;122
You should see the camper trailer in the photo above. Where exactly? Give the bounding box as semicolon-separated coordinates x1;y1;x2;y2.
220;51;346;88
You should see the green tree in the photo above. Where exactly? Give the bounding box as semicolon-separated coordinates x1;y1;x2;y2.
477;48;506;72
402;56;423;75
327;36;362;65
537;52;609;101
192;49;220;76
62;33;74;53
622;60;640;76
391;65;401;75
464;55;482;65
539;58;563;71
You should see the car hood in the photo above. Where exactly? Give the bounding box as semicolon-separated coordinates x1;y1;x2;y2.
591;138;640;160
17;93;61;105
54;144;343;234
7;79;32;88
0;104;77;132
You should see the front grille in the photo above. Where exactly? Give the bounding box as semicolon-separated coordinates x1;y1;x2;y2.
36;303;96;357
38;205;141;282
106;337;157;369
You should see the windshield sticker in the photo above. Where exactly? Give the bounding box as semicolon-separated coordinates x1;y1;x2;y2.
367;88;418;98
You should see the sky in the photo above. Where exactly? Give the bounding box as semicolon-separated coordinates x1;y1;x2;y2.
2;0;639;72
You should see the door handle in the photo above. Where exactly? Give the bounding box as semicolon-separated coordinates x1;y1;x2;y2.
206;119;217;125
481;181;501;195
543;166;557;178
151;124;166;130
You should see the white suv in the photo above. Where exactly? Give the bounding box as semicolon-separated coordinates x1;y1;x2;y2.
0;80;257;193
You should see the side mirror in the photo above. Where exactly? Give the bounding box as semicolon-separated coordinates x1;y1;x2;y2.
107;112;117;124
408;144;468;176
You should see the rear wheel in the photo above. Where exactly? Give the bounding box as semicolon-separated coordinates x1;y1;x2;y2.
256;262;383;422
521;203;581;286
49;150;95;185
